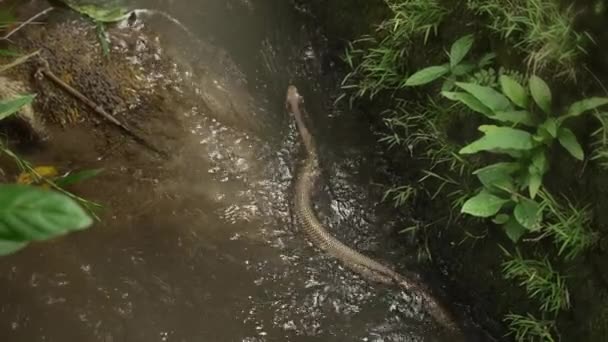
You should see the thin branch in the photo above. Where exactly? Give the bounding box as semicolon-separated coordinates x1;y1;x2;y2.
1;7;55;41
0;49;40;74
36;57;167;157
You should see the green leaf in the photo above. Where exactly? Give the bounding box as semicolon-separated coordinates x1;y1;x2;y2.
0;95;35;121
514;199;543;231
442;91;493;117
531;150;549;174
404;65;450;86
493;213;510;225
441;76;456;92
0;239;28;256
564;97;608;118
528;169;542;199
96;22;110;57
461;190;510;218
529;75;552;114
538;118;558;138
558;128;584;160
492;110;534;126
455;82;512;112
460;125;535;154
500;75;528;108
503;216;527;242
0;185;93;242
62;3;131;22
449;34;474;68
55;169;104;187
474;162;521;189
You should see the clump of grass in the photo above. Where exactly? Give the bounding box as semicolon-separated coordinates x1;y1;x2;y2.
502;251;570;314
341;0;448;99
539;191;596;261
467;0;588;78
505;313;557;342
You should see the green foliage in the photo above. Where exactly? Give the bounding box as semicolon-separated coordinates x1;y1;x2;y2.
443;74;608;243
0;185;92;255
505;313;557;342
0;94;35;120
0;94;98;256
503;253;570;314
59;0;130;22
540;191;596;261
55;168;104;187
403;34;482;90
341;0;448;99
467;0;588;77
343;4;601;340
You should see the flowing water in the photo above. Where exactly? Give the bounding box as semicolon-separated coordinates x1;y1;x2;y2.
0;1;488;341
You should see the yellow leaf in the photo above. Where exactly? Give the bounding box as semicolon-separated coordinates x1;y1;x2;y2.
16;166;58;185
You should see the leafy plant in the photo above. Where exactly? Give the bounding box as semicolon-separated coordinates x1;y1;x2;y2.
467;0;588;78
0;94;98;256
443;75;608;242
403;34;494;90
340;0;449;99
503;252;570;314
0;184;92;255
505;313;557;342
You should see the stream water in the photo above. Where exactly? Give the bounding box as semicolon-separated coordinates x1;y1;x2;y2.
0;1;486;341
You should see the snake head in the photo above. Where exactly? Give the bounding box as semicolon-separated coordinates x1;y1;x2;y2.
286;85;303;114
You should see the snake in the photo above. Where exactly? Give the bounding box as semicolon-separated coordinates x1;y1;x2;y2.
286;85;461;334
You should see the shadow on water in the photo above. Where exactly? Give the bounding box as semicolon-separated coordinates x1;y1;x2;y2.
0;0;493;341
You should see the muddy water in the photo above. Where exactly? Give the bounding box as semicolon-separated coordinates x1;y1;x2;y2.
1;1;479;341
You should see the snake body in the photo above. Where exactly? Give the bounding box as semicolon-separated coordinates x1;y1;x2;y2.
286;85;460;333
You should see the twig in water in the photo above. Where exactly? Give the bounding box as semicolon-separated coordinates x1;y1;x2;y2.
0;49;40;74
35;57;167;157
1;7;54;41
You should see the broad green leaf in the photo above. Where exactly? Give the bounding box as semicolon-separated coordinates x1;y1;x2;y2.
451;63;475;76
514;199;543;231
404;65;450;86
0;239;28;256
474;162;520;189
492;213;510;225
55;169;104;187
558;128;584;160
528;169;542;199
442;91;493;117
0;95;35;121
0;185;93;242
461;190;510;218
503;217;527;242
449;34;474;68
529;75;552;114
538;118;558;138
62;2;131;22
500;75;528;108
460;125;535;154
492;110;534;126
564;97;608;118
455;82;511;112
